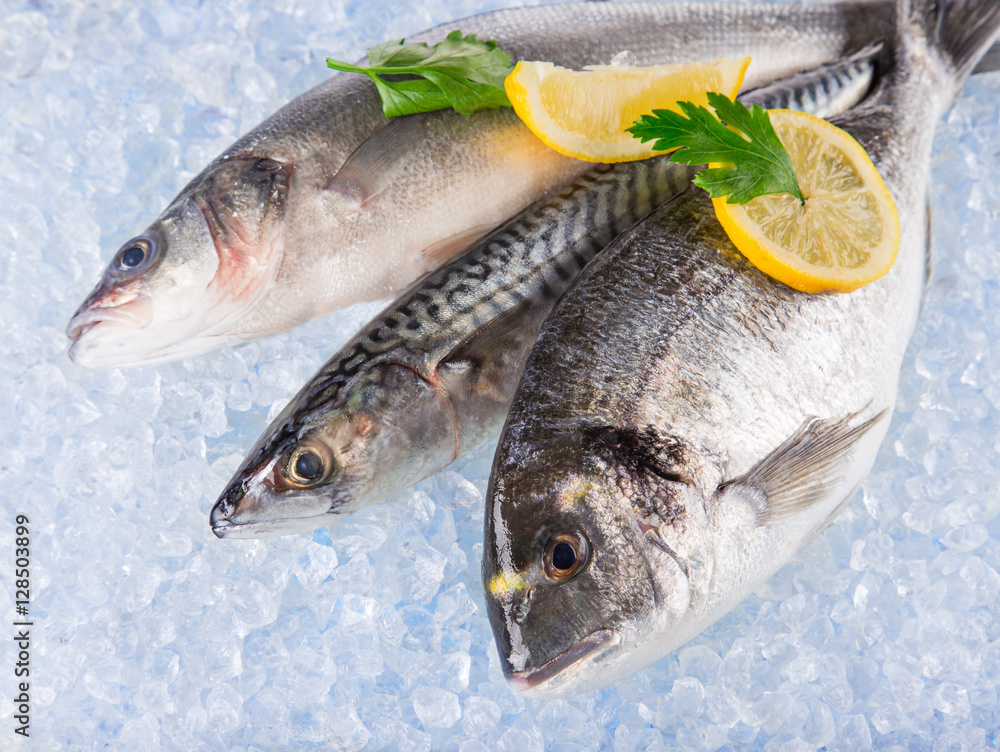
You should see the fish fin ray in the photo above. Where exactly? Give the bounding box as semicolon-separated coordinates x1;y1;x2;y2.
420;224;496;268
719;408;888;526
439;298;539;383
912;0;1000;84
973;41;1000;74
324;116;421;207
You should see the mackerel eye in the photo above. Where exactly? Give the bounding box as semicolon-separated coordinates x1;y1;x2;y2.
285;445;332;486
121;246;146;267
542;531;590;582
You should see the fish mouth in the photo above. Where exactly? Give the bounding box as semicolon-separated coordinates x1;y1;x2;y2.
66;294;153;342
66;296;159;367
67;293;236;369
210;506;337;539
506;629;616;695
210;467;340;539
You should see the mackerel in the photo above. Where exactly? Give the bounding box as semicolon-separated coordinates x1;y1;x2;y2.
211;158;696;537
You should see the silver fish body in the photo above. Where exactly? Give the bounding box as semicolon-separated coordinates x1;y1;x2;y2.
482;0;1000;698
211;158;698;538
65;1;895;368
209;56;881;540
742;43;880;115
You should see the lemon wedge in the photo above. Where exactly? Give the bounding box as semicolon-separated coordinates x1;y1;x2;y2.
505;57;750;163
712;110;899;294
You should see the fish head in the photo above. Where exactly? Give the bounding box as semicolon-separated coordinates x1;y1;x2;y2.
211;363;457;537
483;431;697;698
66;156;292;368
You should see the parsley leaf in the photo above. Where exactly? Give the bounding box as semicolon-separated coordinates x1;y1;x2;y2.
327;31;514;118
627;92;803;205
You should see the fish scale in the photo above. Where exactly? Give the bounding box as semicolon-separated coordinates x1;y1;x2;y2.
302;163;648;404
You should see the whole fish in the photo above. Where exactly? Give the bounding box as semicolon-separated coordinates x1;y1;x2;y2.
209;56;880;539
64;1;895;368
482;0;1000;697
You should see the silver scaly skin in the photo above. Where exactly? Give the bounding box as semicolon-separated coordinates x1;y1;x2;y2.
742;43;880;115
211;158;697;538
482;0;1000;698
64;1;896;368
209;58;879;540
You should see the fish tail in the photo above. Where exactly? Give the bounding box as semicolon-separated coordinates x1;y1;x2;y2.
906;0;1000;88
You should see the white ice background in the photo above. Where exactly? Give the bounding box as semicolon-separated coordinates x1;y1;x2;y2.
1;0;999;750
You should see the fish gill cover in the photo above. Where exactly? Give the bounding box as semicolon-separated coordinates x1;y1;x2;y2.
0;0;999;750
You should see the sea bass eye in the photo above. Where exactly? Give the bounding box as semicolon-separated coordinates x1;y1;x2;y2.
284;444;334;487
114;237;156;273
542;531;590;582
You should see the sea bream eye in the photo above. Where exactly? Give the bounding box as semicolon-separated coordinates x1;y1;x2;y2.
552;542;576;570
542;531;590;582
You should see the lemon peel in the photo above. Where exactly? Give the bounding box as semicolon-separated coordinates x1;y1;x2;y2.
505;57;750;163
712;109;899;293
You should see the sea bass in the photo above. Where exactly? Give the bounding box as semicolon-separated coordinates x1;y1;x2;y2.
482;0;1000;697
64;1;895;368
209;58;880;539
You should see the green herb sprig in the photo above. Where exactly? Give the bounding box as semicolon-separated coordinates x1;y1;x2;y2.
327;31;514;118
627;92;803;205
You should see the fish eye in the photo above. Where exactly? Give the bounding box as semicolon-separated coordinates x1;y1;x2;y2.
284;444;334;487
121;246;145;267
542;531;590;583
294;450;322;480
114;238;154;273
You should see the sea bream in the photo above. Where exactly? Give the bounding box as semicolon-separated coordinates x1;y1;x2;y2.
64;1;896;368
482;0;1000;697
209;56;882;539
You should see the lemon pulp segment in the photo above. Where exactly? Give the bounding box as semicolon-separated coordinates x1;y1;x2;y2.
713;110;899;294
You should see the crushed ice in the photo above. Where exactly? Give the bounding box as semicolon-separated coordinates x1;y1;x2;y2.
1;0;999;749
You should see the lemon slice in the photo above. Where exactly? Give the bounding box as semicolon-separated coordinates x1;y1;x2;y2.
712;110;899;294
505;57;750;163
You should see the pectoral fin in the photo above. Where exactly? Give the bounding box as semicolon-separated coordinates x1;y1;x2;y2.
718;409;889;526
325;116;423;208
437;299;541;402
420;224;496;268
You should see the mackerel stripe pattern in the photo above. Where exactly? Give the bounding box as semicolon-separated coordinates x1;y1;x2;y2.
741;44;880;114
294;157;696;419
